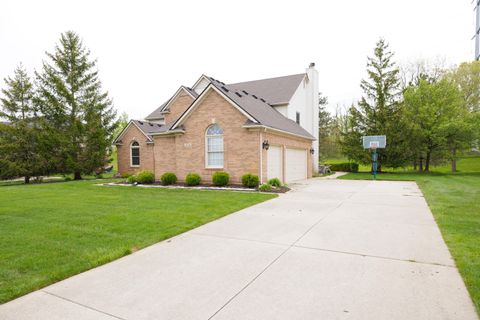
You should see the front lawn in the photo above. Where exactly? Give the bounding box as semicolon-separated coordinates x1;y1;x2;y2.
339;156;480;313
0;180;276;303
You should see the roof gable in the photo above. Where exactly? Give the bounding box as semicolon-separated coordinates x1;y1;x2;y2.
191;75;211;95
145;86;197;120
171;84;258;130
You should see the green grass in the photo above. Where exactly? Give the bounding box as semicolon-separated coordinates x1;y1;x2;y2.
339;156;480;313
0;180;276;303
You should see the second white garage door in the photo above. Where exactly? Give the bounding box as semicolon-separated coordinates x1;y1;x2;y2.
285;148;307;183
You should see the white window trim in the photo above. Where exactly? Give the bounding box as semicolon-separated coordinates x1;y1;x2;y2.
205;125;224;169
130;141;140;167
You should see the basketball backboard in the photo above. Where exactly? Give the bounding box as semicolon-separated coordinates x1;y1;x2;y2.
362;135;386;149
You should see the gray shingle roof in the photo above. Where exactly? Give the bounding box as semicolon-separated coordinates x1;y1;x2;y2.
139;73;314;140
227;73;306;105
133;120;168;136
206;78;314;139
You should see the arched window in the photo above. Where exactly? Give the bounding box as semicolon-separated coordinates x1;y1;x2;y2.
131;141;140;166
206;124;224;168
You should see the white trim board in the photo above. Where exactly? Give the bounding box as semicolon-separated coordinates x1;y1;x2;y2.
114;121;152;144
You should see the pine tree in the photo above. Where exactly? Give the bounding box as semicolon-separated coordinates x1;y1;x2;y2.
341;39;409;170
0;64;43;183
35;31;117;179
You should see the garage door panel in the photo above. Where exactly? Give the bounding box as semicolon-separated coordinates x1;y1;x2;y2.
286;148;307;183
267;146;282;181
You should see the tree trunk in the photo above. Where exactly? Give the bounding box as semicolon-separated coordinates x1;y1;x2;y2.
451;147;457;173
413;159;417;171
419;157;423;172
24;176;30;184
74;171;82;180
424;152;431;172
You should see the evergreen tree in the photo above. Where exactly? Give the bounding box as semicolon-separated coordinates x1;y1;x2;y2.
341;39;409;170
35;31;117;179
318;92;331;160
0;64;43;183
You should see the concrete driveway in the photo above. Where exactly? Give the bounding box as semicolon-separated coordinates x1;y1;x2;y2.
1;178;477;319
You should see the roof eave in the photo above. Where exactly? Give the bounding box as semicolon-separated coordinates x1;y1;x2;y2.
242;124;316;141
150;129;185;136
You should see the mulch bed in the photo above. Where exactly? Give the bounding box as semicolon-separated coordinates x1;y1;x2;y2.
110;182;290;193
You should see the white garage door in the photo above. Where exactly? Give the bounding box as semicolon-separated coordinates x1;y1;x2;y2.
267;146;282;181
285;148;307;182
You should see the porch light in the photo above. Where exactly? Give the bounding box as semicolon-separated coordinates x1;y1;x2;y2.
310;147;315;154
262;140;270;150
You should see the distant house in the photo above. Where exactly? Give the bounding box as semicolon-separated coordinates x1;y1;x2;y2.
114;63;319;184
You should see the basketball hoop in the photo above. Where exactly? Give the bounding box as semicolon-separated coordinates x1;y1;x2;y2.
362;135;386;180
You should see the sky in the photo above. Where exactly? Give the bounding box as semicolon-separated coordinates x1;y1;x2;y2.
0;0;475;119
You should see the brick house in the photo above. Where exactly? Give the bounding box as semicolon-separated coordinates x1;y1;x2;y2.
114;63;319;184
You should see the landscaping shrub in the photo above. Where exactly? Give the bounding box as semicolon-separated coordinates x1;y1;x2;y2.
161;172;177;185
327;162;359;173
241;173;260;188
268;178;282;187
258;183;272;192
137;171;155;184
121;172;132;179
212;171;229;187
126;175;137;184
185;173;201;186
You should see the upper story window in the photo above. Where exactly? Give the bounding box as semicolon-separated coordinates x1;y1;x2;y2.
206;124;224;168
131;141;140;167
296;112;300;125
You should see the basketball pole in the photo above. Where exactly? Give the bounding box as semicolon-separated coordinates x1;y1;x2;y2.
372;148;377;180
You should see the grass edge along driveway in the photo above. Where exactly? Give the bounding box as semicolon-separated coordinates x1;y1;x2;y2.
0;180;276;303
339;164;480;315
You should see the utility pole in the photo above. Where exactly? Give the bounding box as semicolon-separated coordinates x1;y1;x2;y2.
475;0;480;60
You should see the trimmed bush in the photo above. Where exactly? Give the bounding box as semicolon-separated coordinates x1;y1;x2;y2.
268;178;282;187
259;183;272;192
161;172;177;185
137;171;155;184
212;171;229;187
241;173;260;188
327;162;359;173
126;175;137;184
185;173;201;186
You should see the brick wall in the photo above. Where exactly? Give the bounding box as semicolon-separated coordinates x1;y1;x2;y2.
154;89;260;184
117;123;155;175
164;92;194;124
117;88;314;185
